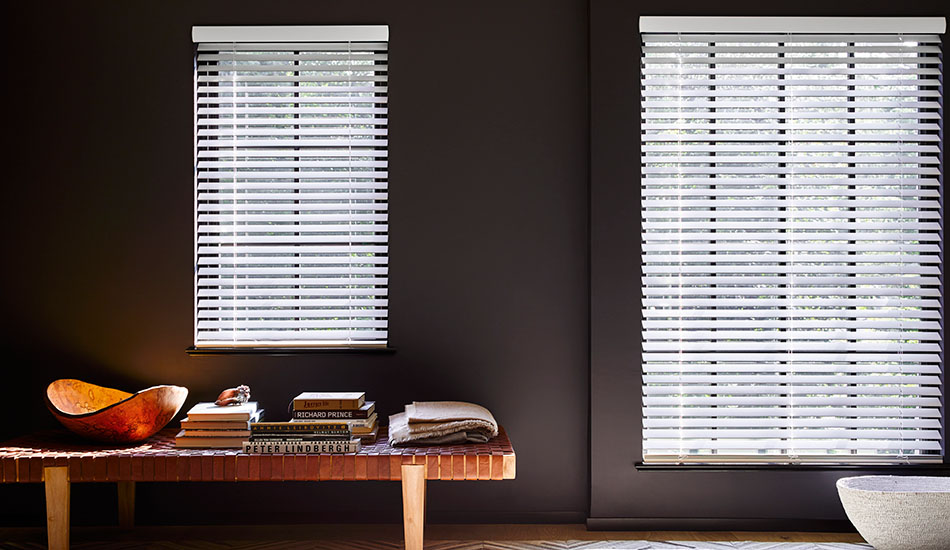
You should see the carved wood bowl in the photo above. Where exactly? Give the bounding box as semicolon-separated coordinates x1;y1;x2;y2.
45;379;188;443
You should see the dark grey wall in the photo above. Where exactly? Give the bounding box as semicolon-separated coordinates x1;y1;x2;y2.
589;0;948;530
0;0;590;526
3;0;945;531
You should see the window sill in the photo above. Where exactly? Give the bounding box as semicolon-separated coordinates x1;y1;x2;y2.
635;462;950;471
185;346;397;356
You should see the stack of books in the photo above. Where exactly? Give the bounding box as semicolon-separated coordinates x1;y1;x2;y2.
244;421;360;454
290;391;378;443
175;401;262;448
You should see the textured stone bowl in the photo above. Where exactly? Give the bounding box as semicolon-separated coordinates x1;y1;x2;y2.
837;475;950;550
45;379;188;443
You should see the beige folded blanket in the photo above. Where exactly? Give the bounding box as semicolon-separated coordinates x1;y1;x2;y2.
389;401;498;446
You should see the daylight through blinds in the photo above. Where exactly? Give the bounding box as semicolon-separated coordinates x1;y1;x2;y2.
640;23;944;463
194;27;389;347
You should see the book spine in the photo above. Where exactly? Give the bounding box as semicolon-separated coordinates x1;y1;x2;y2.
248;432;353;441
180;423;251;430
292;409;369;420
242;440;360;454
251;428;352;437
251;423;349;433
182;431;251;437
186;415;250;422
293;398;363;410
289;418;375;428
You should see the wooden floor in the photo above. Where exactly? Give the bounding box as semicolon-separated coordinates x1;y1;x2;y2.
0;524;866;546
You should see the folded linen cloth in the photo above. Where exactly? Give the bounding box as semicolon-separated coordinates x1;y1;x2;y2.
389;401;498;446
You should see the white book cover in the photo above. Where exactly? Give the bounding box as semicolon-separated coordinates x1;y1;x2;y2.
186;401;259;420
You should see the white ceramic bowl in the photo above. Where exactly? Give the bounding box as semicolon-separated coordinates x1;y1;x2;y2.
837;475;950;550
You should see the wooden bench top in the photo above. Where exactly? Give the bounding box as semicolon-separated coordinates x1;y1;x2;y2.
0;426;515;483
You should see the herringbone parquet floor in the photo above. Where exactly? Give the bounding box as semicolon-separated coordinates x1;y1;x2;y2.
0;525;868;550
0;542;873;550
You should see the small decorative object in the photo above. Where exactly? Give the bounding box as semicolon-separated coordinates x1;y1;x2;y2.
837;475;950;550
45;379;188;443
215;384;250;406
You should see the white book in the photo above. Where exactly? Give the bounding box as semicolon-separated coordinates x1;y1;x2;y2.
185;401;259;421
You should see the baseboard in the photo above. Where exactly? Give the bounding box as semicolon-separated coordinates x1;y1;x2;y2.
586;517;856;532
430;511;587;524
0;511;589;529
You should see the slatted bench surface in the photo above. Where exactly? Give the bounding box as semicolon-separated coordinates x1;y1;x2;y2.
0;426;515;483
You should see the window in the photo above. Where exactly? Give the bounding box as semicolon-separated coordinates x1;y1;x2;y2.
193;26;389;349
639;17;944;463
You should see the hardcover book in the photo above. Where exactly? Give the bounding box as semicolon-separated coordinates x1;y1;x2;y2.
251;421;350;434
180;416;259;430
249;434;351;442
292;401;376;420
351;422;378;435
242;439;360;454
357;426;379;443
185;401;260;421
175;430;246;448
292;392;365;411
180;429;251;438
289;414;377;430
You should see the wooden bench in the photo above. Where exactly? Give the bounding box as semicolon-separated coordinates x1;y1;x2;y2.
0;426;516;550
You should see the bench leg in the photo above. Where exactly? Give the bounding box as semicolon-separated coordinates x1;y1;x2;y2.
118;481;135;528
44;466;69;550
401;464;425;550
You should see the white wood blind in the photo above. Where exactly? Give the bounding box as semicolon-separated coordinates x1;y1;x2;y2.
193;27;389;348
640;24;944;463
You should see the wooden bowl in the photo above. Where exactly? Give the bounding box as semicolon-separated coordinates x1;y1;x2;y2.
45;379;188;443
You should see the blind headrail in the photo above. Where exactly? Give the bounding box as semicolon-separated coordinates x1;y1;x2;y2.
639;16;946;34
192;25;389;43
